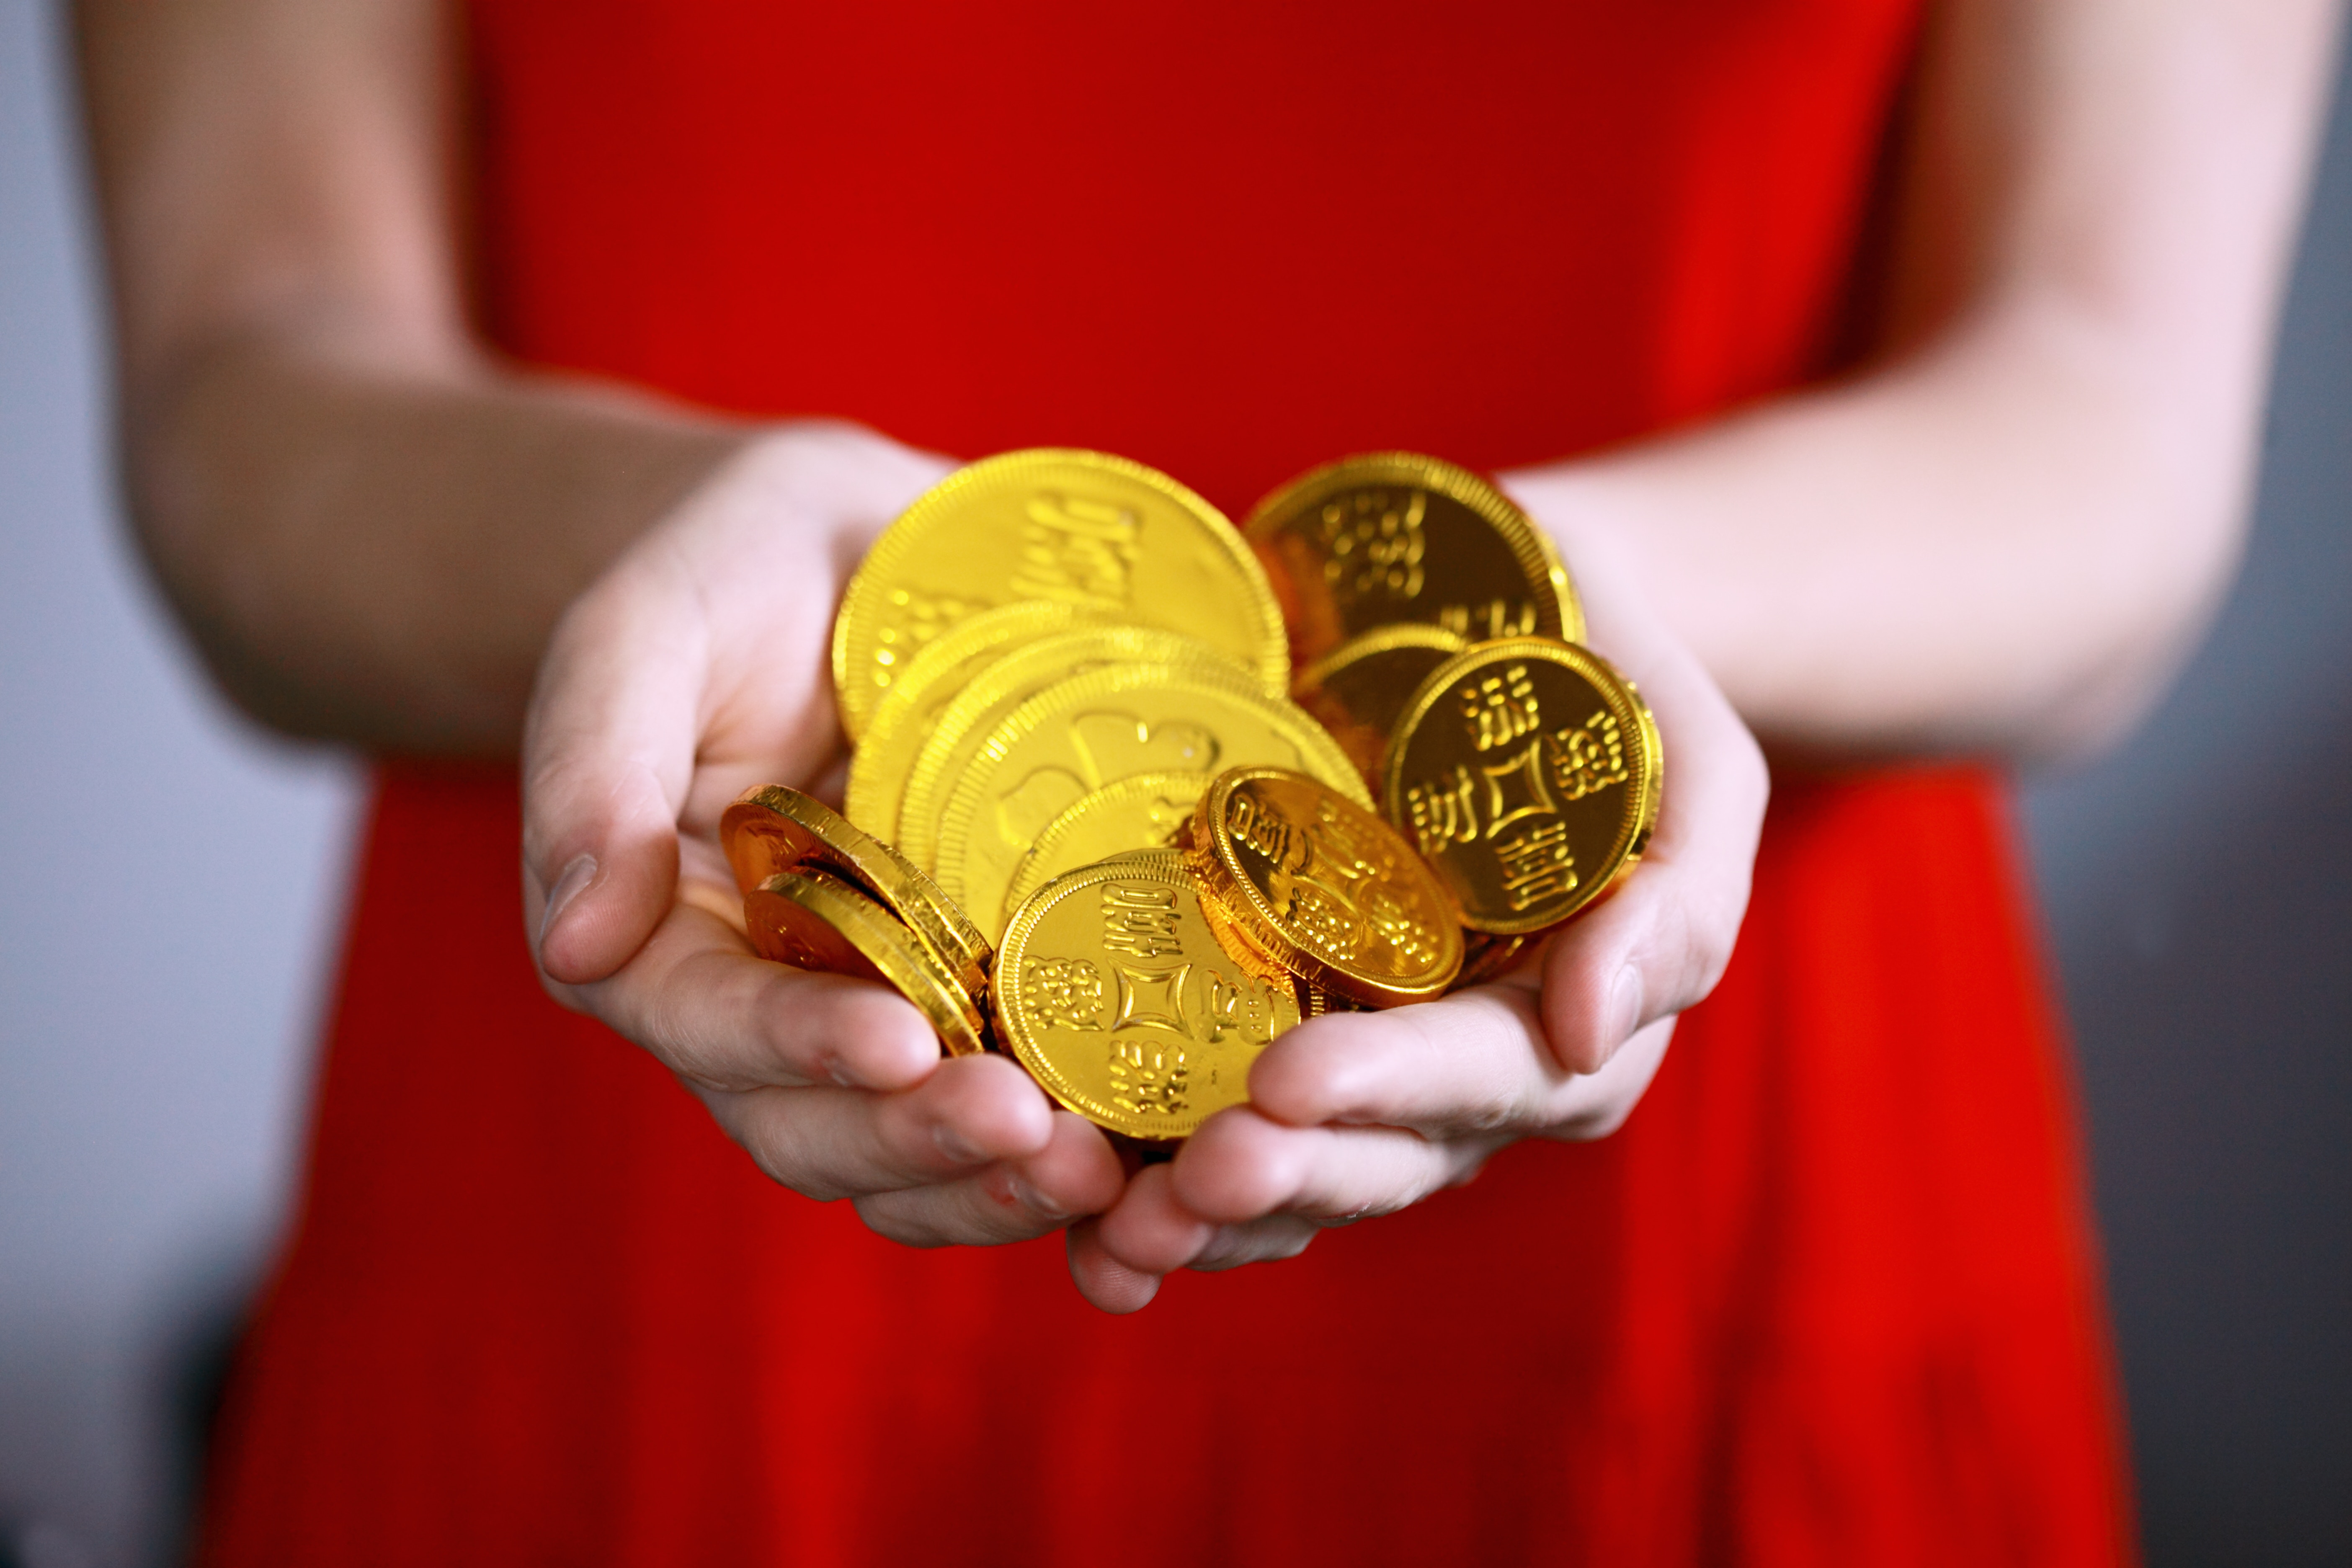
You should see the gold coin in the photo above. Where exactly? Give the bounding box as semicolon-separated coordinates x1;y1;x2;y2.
1187;767;1463;1007
720;784;993;1005
895;626;1256;873
1452;931;1535;990
932;665;1372;939
1291;622;1468;795
1194;872;1306;989
843;601;1111;840
993;850;1301;1140
1384;638;1661;935
1243;452;1583;668
743;868;990;1056
1297;984;1363;1019
1001;771;1214;932
832;449;1289;740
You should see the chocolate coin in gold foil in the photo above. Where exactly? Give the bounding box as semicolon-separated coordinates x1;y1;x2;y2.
843;601;1109;841
895;625;1256;874
992;851;1302;1140
1452;931;1536;991
1001;771;1213;932
1384;638;1660;934
743;868;990;1057
720;783;992;1004
1187;766;1462;1007
931;666;1369;938
1297;984;1363;1019
833;449;1289;740
1290;622;1468;794
1243;452;1582;668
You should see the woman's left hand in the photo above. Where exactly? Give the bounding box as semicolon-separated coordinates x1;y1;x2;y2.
1068;494;1769;1312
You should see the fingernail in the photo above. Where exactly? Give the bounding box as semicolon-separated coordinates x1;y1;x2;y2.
537;854;598;952
1606;966;1643;1051
1010;1176;1070;1222
933;1123;986;1165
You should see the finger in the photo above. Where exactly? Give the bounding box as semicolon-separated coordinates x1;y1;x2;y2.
1537;633;1764;1073
1247;986;1661;1140
699;1053;1056;1202
1171;1109;1485;1228
676;430;956;833
1496;477;1768;1073
1168;1021;1674;1231
524;546;707;986
1065;1220;1162;1315
854;1112;1125;1247
556;893;942;1091
1252;992;1679;1142
1084;1164;1212;1278
1090;1158;1329;1277
1184;1216;1324;1271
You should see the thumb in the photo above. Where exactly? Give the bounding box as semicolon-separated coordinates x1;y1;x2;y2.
522;555;706;985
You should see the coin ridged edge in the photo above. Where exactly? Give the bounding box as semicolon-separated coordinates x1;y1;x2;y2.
844;601;1109;838
1001;770;1215;930
930;665;1374;912
1292;621;1470;695
1380;637;1661;936
1186;767;1463;1008
747;868;990;1056
721;785;993;1002
896;629;1264;873
1241;451;1585;650
992;851;1295;1140
833;448;1291;738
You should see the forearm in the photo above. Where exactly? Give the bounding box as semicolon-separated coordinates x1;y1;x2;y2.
132;335;748;750
1514;310;2241;761
76;0;751;751
1516;0;2343;763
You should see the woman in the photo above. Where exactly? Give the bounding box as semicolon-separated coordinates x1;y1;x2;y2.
77;0;2339;1561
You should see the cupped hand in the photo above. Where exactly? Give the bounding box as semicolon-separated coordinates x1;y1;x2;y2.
1069;479;1769;1312
522;422;1125;1246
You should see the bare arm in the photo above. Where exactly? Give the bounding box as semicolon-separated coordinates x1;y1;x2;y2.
76;0;1128;1259
1086;0;2352;1295
75;0;2339;1308
1512;0;2345;761
77;0;742;750
80;0;2341;763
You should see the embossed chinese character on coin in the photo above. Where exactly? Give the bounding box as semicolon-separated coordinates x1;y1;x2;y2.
1187;766;1463;1007
742;868;991;1057
1383;638;1662;935
1243;452;1583;669
831;448;1290;740
720;783;992;1004
993;851;1304;1141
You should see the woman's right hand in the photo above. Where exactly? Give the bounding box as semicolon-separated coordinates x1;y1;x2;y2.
522;421;1128;1248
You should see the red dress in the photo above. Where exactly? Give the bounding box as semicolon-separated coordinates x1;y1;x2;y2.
203;3;2135;1562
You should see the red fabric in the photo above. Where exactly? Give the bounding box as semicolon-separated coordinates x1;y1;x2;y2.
202;3;2134;1563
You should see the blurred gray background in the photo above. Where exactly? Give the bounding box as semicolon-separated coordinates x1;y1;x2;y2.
0;0;2345;1562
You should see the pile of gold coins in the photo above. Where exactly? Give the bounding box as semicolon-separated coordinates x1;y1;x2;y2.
719;449;1662;1142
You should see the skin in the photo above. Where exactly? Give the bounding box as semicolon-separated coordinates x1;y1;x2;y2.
77;0;2343;1313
